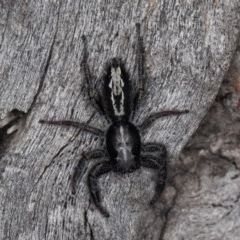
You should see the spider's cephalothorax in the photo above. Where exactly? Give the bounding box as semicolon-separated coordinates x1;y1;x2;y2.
106;121;141;173
39;23;189;218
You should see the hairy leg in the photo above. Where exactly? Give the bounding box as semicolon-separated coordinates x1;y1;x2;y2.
71;149;106;194
132;23;146;119
81;35;105;114
141;152;167;205
138;110;189;130
142;142;167;157
39;119;104;136
88;161;112;218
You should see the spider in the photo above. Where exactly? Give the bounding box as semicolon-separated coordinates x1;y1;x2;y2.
39;23;189;218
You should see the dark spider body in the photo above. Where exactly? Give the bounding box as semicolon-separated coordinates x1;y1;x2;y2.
102;58;132;122
106;121;141;173
103;58;141;173
40;24;188;218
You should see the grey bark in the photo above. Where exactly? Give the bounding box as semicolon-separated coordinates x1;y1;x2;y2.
0;1;239;240
163;49;240;240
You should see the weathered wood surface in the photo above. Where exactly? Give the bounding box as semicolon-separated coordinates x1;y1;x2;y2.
0;1;239;239
163;49;240;240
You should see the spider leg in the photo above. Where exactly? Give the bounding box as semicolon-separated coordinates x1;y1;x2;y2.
81;35;105;114
138;110;189;130
142;142;167;156
141;145;167;205
88;161;112;218
132;23;145;119
71;149;106;194
39;119;104;136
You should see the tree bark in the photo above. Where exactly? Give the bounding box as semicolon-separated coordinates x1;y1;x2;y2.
0;1;239;239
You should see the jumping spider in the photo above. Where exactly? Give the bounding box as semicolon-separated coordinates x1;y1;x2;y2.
40;23;189;217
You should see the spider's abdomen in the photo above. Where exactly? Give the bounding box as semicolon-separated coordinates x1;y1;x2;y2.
106;121;141;173
102;58;132;122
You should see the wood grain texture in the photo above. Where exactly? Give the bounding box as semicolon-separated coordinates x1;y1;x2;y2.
165;49;240;240
0;0;239;239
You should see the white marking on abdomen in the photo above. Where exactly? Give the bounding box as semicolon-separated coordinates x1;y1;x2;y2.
109;67;125;116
